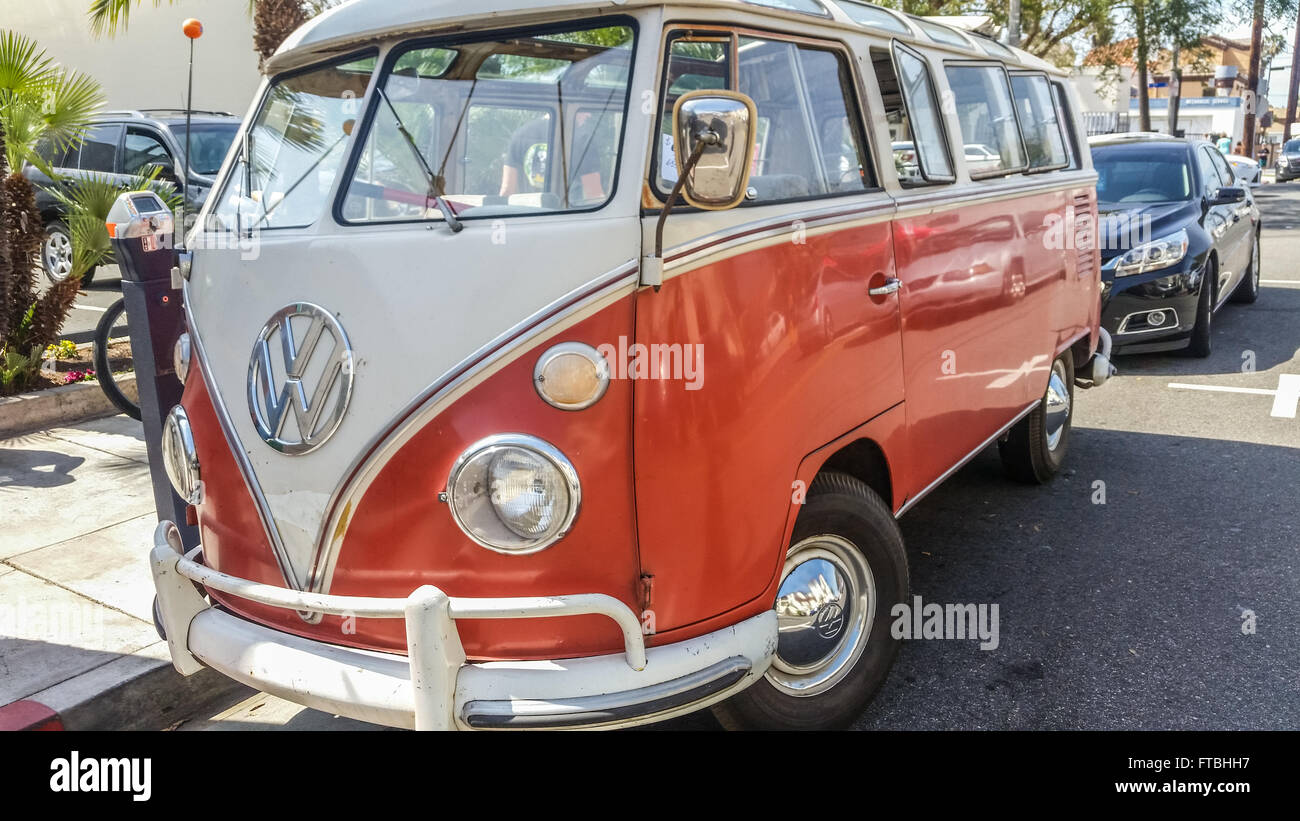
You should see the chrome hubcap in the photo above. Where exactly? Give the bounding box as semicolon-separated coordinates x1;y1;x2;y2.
768;535;875;697
1044;360;1071;452
44;230;73;281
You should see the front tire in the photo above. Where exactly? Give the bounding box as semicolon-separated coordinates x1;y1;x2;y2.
94;299;141;421
712;472;908;730
999;350;1074;484
1187;262;1215;358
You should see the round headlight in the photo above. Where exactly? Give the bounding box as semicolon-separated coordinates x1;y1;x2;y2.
173;332;192;384
162;405;202;505
445;434;580;554
534;342;609;411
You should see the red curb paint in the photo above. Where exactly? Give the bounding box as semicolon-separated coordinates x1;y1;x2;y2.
0;700;64;731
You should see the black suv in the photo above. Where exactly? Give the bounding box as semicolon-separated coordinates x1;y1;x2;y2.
1090;134;1261;358
25;109;239;285
1276;138;1300;182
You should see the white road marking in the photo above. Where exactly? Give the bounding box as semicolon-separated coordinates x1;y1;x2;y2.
1168;375;1300;419
1272;375;1300;419
72;304;108;313
1260;279;1300;286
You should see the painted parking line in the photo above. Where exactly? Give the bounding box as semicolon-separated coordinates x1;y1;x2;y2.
1260;280;1300;286
1168;374;1300;419
71;304;108;313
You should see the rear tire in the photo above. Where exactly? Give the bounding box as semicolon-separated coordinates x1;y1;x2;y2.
999;350;1074;484
711;472;908;730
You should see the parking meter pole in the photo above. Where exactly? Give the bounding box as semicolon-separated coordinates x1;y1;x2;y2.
107;192;198;549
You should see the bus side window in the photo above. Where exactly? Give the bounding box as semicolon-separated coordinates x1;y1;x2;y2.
872;45;953;185
1051;80;1081;170
655;36;732;191
655;32;872;201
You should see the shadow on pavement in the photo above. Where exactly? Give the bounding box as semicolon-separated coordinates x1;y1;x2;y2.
0;449;86;489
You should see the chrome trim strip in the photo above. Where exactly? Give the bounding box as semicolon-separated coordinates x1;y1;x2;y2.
663;197;897;274
182;280;303;597
307;263;640;595
896;399;1040;518
892;171;1098;220
1117;308;1180;336
461;656;751;730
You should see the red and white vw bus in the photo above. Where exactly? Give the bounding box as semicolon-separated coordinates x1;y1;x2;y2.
151;0;1112;730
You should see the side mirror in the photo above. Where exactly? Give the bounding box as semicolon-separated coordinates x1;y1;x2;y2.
671;90;757;210
1210;186;1246;205
146;161;179;182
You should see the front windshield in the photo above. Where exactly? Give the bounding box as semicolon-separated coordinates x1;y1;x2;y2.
1093;148;1192;205
340;22;635;224
169;123;239;176
210;54;377;231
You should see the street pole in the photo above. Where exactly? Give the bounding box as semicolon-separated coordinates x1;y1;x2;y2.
181;19;203;246
1170;44;1182;136
1244;0;1265;152
1008;0;1021;48
1286;9;1300;142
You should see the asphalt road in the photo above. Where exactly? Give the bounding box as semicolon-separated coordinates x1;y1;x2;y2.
181;183;1300;731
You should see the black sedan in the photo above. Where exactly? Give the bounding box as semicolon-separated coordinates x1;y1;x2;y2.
1090;135;1261;358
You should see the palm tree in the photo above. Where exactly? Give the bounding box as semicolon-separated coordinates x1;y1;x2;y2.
88;1;340;65
0;31;104;393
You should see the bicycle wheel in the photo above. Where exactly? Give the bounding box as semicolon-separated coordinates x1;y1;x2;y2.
94;298;142;421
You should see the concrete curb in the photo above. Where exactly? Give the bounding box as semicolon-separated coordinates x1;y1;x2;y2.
0;374;138;439
8;642;251;731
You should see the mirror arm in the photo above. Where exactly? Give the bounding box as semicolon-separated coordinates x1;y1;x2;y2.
647;130;718;292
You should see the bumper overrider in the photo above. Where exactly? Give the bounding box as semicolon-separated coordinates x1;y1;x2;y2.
150;523;777;730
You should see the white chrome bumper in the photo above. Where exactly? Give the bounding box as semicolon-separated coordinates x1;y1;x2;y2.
150;522;777;730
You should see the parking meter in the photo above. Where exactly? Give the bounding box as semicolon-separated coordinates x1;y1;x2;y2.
106;192;198;548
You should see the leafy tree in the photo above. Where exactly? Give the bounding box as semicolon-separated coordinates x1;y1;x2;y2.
88;0;344;64
0;31;104;394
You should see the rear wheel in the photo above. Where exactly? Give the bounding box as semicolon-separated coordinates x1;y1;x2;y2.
999;350;1074;484
711;472;908;730
42;221;95;286
1230;234;1260;304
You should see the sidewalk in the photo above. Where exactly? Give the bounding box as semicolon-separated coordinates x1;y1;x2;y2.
0;416;246;730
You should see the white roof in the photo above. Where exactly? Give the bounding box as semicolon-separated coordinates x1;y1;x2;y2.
268;0;1059;75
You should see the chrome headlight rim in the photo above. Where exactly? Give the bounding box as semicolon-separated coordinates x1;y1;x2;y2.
444;433;581;556
533;342;611;411
162;405;202;505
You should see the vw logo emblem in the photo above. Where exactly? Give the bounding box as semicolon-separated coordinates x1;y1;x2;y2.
813;603;845;641
247;303;354;455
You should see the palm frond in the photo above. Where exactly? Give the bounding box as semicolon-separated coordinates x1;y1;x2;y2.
0;30;56;101
36;68;104;152
87;0;175;39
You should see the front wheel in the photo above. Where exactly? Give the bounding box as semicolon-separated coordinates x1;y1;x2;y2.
999;350;1074;484
94;298;141;421
1187;265;1215;358
711;472;908;730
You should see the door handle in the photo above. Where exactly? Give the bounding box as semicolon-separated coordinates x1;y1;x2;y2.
869;277;902;297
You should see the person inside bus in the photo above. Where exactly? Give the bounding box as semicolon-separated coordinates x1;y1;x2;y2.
499;113;606;204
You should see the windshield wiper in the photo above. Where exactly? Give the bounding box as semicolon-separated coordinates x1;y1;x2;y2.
376;85;463;233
